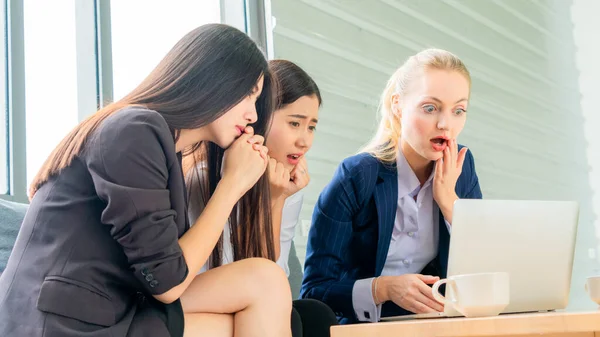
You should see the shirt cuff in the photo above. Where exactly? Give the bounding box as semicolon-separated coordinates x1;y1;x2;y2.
352;277;382;322
445;219;451;233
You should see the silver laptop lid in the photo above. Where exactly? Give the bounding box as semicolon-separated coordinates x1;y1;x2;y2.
446;199;579;314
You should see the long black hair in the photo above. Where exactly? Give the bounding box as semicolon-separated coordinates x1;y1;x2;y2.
177;24;277;265
31;23;276;263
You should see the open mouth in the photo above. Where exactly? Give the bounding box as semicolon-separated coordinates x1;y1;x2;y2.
287;154;303;165
430;136;448;151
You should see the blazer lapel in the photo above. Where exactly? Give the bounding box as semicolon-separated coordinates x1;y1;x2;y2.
437;209;449;278
373;163;398;276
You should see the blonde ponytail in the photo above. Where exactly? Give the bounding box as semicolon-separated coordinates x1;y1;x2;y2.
361;48;471;165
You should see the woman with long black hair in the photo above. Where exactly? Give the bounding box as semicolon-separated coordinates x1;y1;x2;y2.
0;24;292;337
187;59;339;337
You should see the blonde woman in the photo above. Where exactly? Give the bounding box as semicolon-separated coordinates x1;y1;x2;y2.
300;49;482;324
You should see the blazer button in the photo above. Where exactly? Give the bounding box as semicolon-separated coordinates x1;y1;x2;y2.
149;280;159;288
145;274;154;282
141;268;149;276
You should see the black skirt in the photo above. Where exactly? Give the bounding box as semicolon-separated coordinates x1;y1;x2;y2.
291;299;339;337
159;299;185;337
130;293;185;337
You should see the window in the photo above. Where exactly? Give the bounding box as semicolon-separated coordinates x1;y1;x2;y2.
0;0;7;194
19;0;223;195
111;0;221;100
24;0;78;189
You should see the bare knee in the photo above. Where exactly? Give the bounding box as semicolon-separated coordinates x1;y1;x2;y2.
243;258;292;303
244;257;287;277
243;258;289;283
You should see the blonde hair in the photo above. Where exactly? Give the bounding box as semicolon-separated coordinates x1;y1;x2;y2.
361;48;471;165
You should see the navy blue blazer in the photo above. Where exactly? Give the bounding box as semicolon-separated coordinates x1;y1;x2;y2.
300;147;482;324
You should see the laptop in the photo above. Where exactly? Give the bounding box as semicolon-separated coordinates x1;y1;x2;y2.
381;199;580;321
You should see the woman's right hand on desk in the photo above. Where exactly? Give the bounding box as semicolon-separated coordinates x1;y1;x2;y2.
222;126;269;199
376;274;445;313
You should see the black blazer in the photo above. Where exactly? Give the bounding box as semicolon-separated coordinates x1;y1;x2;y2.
0;107;190;337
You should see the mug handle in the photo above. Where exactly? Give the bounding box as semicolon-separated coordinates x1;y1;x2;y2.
432;278;448;303
432;278;457;311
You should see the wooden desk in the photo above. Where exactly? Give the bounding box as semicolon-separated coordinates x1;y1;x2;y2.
331;311;600;337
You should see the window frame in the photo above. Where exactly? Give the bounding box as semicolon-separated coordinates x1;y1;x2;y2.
1;0;26;203
0;0;255;203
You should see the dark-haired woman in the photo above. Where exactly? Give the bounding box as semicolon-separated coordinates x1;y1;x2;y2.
187;59;338;337
0;24;292;337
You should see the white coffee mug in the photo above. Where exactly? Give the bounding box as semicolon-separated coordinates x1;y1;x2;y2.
585;276;600;305
431;272;510;318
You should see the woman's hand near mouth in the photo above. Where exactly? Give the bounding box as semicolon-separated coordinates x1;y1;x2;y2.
288;156;310;196
433;139;467;224
268;158;292;203
268;156;310;259
268;156;310;203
